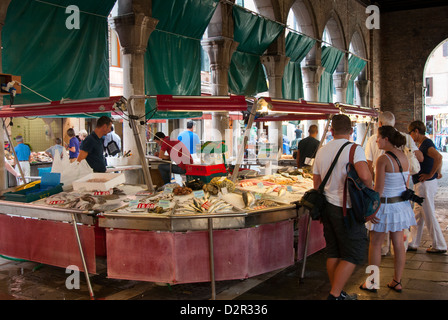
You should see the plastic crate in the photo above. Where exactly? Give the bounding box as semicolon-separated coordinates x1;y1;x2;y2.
4;183;63;203
186;172;227;184
38;167;52;176
185;164;227;176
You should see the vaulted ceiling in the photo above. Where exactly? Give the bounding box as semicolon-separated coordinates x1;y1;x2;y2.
357;0;448;12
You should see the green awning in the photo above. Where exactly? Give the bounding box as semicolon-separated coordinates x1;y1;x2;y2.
318;46;345;103
282;32;316;100
144;0;219;119
346;55;367;105
2;0;115;106
228;6;284;96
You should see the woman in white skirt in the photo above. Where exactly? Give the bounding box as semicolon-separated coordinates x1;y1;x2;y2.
361;126;417;293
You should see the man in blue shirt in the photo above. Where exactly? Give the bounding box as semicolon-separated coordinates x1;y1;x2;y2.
178;120;200;155
45;138;65;159
77;116;112;172
14;135;31;184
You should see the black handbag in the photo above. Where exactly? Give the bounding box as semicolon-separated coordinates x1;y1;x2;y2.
300;141;351;220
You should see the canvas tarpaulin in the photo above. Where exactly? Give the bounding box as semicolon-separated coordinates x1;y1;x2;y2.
282;32;316;100
346;55;367;105
144;0;218;119
318;46;345;103
2;0;115;109
228;6;284;96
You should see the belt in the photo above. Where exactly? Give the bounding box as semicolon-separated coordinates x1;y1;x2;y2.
380;196;405;204
18;160;29;162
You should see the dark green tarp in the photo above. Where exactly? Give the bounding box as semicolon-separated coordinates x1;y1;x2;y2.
145;0;219;119
282;32;315;100
2;0;115;108
228;6;284;96
318;46;345;103
346;55;367;105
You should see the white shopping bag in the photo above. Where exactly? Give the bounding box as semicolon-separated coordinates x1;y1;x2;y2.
52;150;93;190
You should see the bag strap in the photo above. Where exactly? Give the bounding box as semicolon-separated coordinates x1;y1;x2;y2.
342;143;357;217
385;151;408;186
318;141;351;192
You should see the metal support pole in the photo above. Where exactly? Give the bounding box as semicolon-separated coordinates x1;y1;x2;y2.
126;97;154;192
300;213;312;283
2;118;25;184
71;212;95;300
208;217;216;300
230;101;258;183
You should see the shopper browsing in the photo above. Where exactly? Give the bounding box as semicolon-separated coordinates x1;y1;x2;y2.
364;111;423;256
66;128;80;163
45;138;65;159
77;116;113;173
361;126;417;293
296;124;319;168
313;114;372;300
13;135;31;184
407;120;446;254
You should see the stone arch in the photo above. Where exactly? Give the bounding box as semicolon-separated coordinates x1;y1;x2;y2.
348;27;368;80
288;0;319;64
322;11;347;73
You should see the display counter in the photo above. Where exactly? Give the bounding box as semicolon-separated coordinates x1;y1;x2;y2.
0;171;324;288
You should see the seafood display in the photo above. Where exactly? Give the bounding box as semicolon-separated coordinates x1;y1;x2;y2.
176;195;236;214
173;186;192;195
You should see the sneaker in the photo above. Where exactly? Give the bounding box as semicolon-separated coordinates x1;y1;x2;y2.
341;291;358;300
327;292;358;300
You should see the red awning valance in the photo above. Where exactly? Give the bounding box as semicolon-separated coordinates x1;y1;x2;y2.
0;96;124;118
156;95;248;112
261;97;340;115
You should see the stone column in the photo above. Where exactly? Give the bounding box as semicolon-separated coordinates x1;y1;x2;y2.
301;65;324;102
201;37;239;141
109;6;158;166
301;65;324;136
0;0;11;190
261;54;290;154
356;80;370;108
333;72;350;104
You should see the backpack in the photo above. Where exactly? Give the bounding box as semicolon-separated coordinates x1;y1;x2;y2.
343;144;380;224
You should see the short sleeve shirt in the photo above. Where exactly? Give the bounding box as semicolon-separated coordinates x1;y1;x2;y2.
178;131;200;154
14;143;31;161
313;139;367;208
68;137;80;159
81;132;106;172
412;138;438;184
297;136;320;167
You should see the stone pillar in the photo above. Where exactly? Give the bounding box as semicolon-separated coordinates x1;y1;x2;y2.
109;4;158;167
333;72;350;104
356;80;370;108
261;54;290;154
301;65;324;137
201;37;239;141
0;0;11;190
301;65;324;102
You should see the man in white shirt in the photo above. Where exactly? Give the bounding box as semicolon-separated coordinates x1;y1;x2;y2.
313;114;372;300
365;111;423;178
103;125;122;157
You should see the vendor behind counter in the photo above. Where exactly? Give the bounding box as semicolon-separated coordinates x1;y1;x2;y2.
77;116;112;173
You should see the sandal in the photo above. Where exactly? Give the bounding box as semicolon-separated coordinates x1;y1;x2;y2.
359;280;378;293
426;246;447;254
387;279;402;293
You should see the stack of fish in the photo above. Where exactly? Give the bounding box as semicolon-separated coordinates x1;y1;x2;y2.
178;196;234;214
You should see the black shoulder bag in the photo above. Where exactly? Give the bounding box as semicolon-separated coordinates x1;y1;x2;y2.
300;141;351;220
